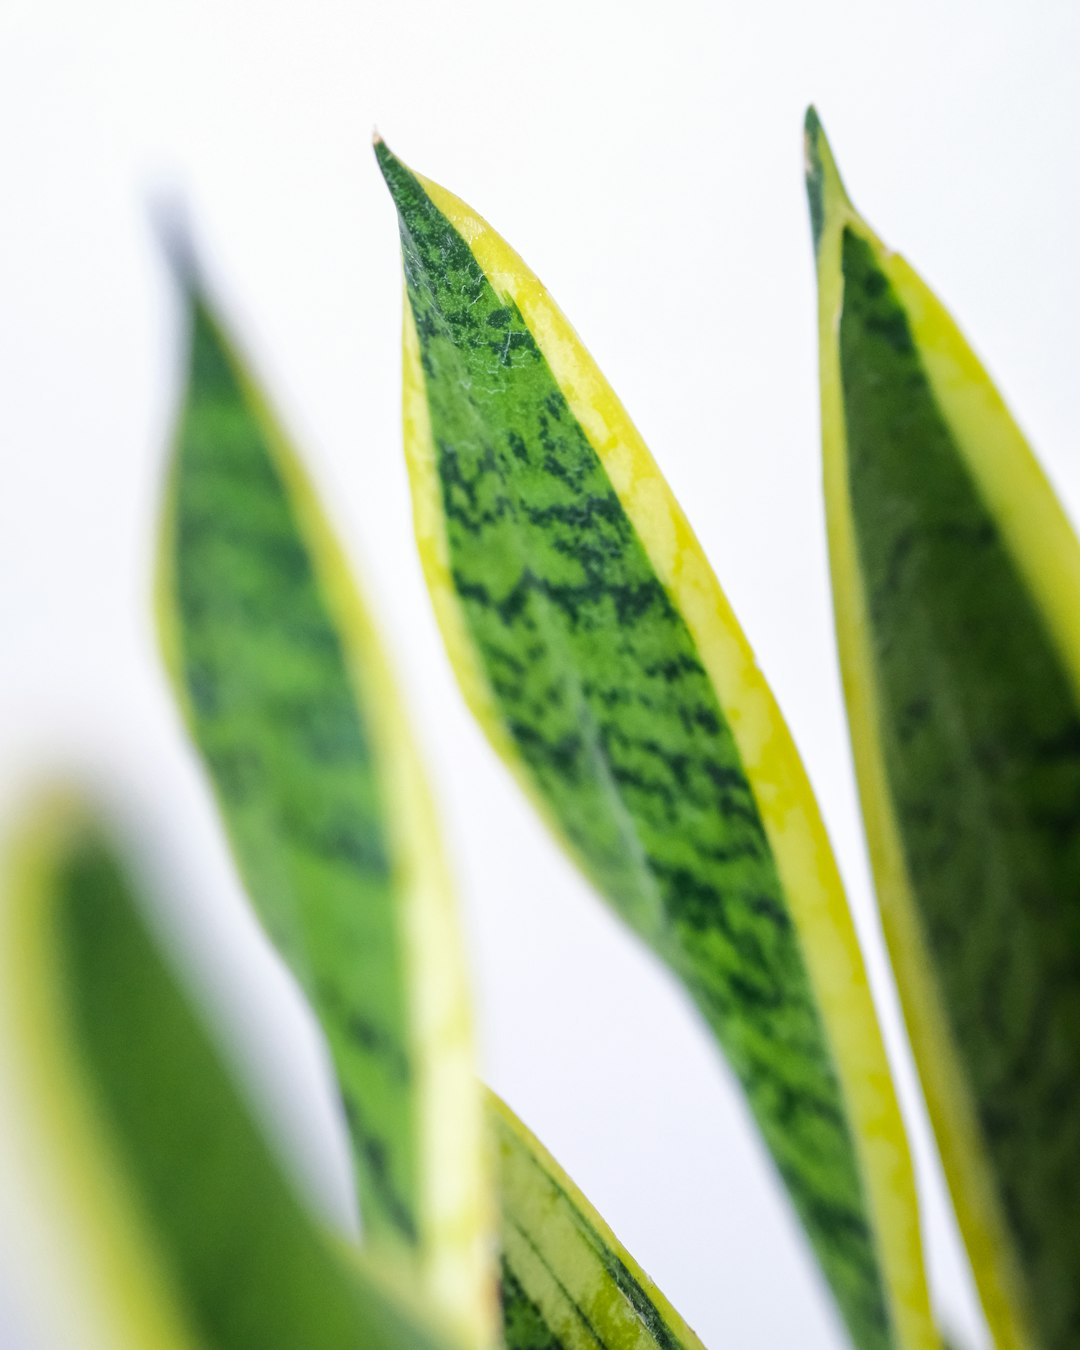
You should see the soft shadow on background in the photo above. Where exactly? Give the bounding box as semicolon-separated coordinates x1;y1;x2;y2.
1;2;1077;1347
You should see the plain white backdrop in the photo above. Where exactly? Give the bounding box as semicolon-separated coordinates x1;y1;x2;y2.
1;2;1078;1346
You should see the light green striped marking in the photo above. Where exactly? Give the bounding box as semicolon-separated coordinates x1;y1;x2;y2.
491;1094;705;1350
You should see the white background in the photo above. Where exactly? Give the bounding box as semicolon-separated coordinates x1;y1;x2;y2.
1;3;1078;1347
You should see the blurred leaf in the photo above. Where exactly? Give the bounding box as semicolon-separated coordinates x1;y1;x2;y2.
807;108;1080;1350
491;1093;705;1350
156;275;494;1344
376;140;935;1350
0;793;453;1350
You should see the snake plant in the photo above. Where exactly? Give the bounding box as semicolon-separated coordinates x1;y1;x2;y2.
2;109;1077;1350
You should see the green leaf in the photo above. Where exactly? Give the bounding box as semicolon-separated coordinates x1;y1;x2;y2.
490;1093;705;1350
156;273;494;1344
375;140;936;1350
806;109;1080;1350
0;793;452;1350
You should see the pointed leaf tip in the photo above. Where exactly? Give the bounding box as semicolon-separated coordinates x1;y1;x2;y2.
373;135;407;201
373;139;435;239
803;108;851;252
373;134;399;177
148;193;200;293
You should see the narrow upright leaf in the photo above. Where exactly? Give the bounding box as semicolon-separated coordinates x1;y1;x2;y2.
807;109;1080;1350
156;272;493;1344
490;1093;705;1350
376;140;935;1350
0;794;451;1350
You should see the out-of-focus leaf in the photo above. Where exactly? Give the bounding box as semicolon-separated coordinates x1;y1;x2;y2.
156;275;493;1344
490;1093;705;1350
806;108;1080;1350
0;794;454;1350
375;139;935;1350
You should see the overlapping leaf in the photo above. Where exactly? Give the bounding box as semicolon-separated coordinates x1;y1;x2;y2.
156;278;492;1343
0;795;450;1350
807;110;1080;1350
376;140;935;1350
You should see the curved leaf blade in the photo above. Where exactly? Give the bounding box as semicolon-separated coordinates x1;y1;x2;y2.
376;140;935;1350
0;794;452;1350
806;110;1080;1350
156;278;493;1343
490;1094;705;1350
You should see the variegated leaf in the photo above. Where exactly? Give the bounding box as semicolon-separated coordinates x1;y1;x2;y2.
376;138;935;1350
156;271;493;1346
807;109;1080;1350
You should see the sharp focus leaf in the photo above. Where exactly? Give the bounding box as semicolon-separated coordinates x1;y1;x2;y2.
490;1094;705;1350
376;140;936;1350
806;109;1080;1350
156;275;493;1343
0;794;452;1350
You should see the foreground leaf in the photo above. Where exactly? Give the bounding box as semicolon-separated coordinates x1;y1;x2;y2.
806;109;1080;1350
491;1094;705;1350
156;276;492;1342
376;140;935;1349
0;794;452;1350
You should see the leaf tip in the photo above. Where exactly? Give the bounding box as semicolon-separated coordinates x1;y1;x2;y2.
372;132;398;179
803;106;851;252
148;193;200;295
372;136;428;233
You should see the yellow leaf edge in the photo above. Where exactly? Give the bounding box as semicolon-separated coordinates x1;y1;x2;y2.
397;158;937;1350
153;292;498;1349
806;108;1046;1350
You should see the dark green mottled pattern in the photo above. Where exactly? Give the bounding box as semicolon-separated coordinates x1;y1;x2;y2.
377;145;891;1349
839;227;1080;1350
168;299;418;1255
49;821;443;1350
